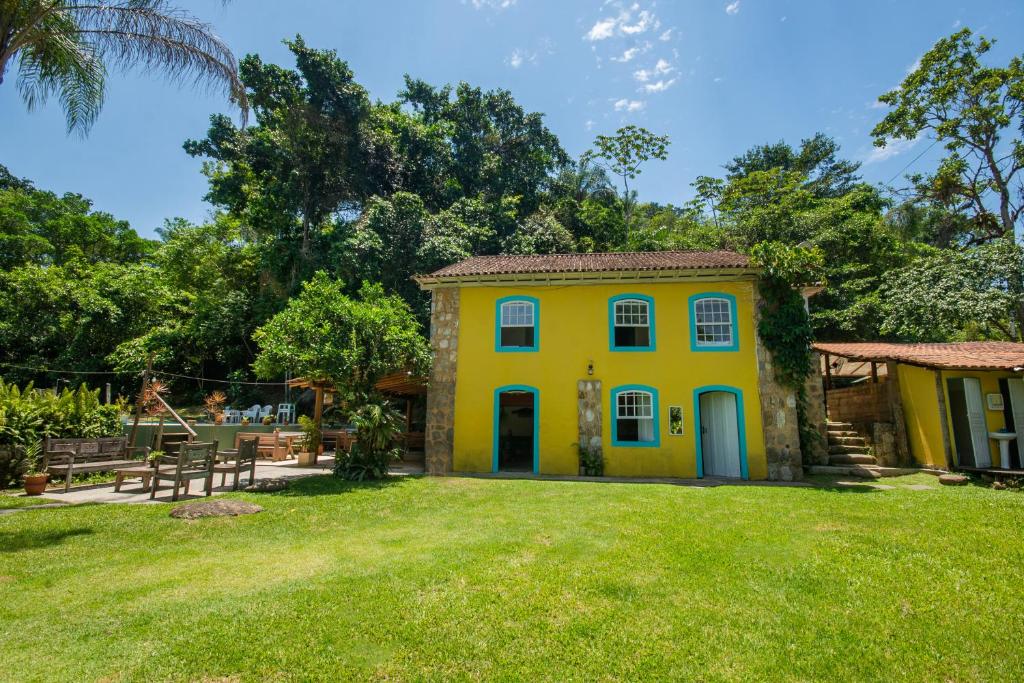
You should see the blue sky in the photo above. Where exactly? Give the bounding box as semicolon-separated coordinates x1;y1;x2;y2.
2;0;1022;238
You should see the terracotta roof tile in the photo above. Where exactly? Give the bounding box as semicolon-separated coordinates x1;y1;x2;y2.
812;342;1024;371
420;250;750;279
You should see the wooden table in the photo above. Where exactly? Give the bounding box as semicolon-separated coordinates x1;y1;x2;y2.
113;464;154;493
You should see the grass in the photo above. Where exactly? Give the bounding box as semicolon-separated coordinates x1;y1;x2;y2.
0;493;63;509
1;475;1023;681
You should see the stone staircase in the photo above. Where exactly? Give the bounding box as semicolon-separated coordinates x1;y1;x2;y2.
808;421;916;478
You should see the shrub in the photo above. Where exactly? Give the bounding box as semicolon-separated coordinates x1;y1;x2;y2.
0;379;124;487
333;399;403;481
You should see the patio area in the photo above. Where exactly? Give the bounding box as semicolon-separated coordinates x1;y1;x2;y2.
11;455;425;506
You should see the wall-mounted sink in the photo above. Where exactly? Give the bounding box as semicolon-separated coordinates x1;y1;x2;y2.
989;431;1018;469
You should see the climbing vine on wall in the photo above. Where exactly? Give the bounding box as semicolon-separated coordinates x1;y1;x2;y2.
749;242;825;456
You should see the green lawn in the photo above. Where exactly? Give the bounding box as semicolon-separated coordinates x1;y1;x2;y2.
2;475;1023;681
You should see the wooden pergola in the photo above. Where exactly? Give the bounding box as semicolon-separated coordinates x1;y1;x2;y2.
286;371;428;459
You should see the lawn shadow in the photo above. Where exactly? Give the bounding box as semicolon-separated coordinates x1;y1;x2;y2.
260;473;416;498
0;527;93;553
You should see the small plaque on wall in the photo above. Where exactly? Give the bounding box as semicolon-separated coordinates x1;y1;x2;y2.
987;393;1004;411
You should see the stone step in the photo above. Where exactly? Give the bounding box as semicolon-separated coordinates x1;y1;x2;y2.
829;444;872;455
827;430;860;438
828;453;877;465
828;435;867;446
826;421;853;429
809;465;922;479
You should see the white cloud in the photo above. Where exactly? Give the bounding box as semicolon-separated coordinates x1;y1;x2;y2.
611;47;641;63
506;50;525;68
614;98;646;112
586;17;618;41
621;9;658;35
659;28;673;41
467;0;516;9
713;77;723;83
952;19;961;28
864;136;921;164
585;119;596;131
869;99;888;109
632;57;674;83
780;16;787;22
642;78;677;93
725;1;741;15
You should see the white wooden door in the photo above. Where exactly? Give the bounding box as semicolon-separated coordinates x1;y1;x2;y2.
700;392;741;478
1008;379;1024;464
963;377;991;468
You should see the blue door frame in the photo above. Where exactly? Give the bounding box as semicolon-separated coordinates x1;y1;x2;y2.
492;385;540;474
693;385;749;480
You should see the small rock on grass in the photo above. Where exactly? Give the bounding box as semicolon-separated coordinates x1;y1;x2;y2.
170;500;263;519
245;478;289;492
938;473;969;486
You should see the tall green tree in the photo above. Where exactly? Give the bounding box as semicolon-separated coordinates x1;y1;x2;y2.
873;28;1023;241
253;273;430;399
0;0;246;134
185;36;371;268
588;126;670;238
724;133;862;199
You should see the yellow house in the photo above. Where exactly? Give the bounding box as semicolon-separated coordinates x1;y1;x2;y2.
814;342;1024;473
414;251;811;481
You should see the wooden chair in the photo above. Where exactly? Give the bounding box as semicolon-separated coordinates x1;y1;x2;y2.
213;437;258;491
150;441;216;501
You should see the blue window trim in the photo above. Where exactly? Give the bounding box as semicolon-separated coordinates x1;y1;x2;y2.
495;296;539;352
693;385;749;480
608;294;656;352
610;384;661;448
688;292;739;352
492;385;540;473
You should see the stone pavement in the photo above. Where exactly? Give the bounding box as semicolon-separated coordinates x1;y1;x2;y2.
9;456;424;506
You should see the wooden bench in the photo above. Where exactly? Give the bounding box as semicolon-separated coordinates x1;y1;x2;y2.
44;437;151;493
233;431;290;461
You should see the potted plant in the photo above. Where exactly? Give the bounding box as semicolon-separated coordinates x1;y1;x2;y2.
22;442;48;495
241;416;251;426
576;443;603;477
204;391;227;425
297;415;321;466
262;415;274;426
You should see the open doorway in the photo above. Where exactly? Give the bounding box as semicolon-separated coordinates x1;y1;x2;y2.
946;377;991;468
494;387;537;473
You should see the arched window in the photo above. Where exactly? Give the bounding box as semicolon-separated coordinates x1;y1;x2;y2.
496;296;539;351
609;294;655;351
611;385;660;447
690;293;738;351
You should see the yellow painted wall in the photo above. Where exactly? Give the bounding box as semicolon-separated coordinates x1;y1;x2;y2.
898;363;1015;467
449;280;768;479
897;364;947;467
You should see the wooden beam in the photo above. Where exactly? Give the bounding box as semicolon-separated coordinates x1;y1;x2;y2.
312;386;324;465
871;362;879;383
934;370;955;470
127;353;153;449
153;393;197;439
824;353;833;391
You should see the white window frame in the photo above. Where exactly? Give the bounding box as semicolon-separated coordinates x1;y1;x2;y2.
694;297;734;347
616;390;655;443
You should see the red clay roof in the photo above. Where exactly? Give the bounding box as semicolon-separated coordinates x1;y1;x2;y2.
420;250;750;279
813;342;1024;371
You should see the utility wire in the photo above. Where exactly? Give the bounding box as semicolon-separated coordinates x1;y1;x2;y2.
0;361;288;386
884;139;940;186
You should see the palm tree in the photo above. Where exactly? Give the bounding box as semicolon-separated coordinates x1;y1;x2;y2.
0;1;247;134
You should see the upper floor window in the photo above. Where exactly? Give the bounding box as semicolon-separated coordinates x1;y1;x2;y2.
496;296;539;352
690;293;738;352
609;294;655;351
611;385;660;447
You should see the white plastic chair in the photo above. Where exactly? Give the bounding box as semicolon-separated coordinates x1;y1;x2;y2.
277;403;295;424
222;408;240;424
242;404;260;422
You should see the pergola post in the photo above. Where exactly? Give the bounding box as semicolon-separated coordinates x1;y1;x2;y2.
313;384;324;465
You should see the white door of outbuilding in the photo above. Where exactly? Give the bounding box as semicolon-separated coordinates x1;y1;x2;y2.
699;391;741;478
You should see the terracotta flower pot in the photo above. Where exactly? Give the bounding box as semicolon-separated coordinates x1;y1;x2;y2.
23;473;49;496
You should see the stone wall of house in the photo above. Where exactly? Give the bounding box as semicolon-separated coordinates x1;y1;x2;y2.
424;287;459;475
825;381;891;426
803;353;829;465
577;379;603;472
752;292;803;481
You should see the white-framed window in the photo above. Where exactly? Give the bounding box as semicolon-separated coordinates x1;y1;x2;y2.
694;297;733;346
613;298;651;348
498;299;537;349
616;390;655;443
